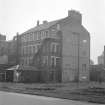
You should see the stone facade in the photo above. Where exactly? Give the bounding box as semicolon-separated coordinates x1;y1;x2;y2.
32;37;62;82
61;11;90;82
18;10;90;82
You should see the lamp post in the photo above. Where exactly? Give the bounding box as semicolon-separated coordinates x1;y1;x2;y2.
77;33;80;83
72;32;80;83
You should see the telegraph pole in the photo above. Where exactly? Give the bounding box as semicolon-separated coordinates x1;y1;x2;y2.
104;46;105;67
16;32;19;65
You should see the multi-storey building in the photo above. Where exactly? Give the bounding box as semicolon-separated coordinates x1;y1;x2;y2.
19;10;90;82
98;52;104;65
7;33;21;65
0;34;8;64
7;40;17;65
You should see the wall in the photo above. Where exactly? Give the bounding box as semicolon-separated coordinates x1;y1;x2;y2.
61;20;90;82
14;70;40;83
0;55;8;64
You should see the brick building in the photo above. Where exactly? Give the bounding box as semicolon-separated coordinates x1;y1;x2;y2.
18;10;90;82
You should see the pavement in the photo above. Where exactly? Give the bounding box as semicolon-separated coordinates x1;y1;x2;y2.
0;91;104;105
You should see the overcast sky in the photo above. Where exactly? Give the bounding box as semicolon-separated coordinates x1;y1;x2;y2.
0;0;105;64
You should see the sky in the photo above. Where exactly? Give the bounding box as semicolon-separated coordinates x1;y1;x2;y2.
0;0;105;64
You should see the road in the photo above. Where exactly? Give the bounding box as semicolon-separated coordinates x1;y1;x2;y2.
0;91;103;105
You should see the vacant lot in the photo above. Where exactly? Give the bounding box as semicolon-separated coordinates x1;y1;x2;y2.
0;82;105;104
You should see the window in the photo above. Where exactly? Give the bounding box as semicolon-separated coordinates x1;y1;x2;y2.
32;33;34;41
34;32;36;41
41;31;45;39
30;46;33;54
82;64;86;71
29;57;32;65
37;32;41;40
56;44;60;53
41;31;43;39
24;35;26;42
30;33;33;41
51;43;59;53
37;44;40;51
56;57;60;66
33;45;36;53
27;34;30;42
25;46;28;54
83;40;87;43
29;46;31;54
24;46;27;54
51;56;55;66
21;47;23;55
26;34;28;42
43;46;46;53
45;31;49;38
51;56;60;67
57;24;60;30
51;44;55;52
27;57;29;65
43;56;48;65
36;32;39;40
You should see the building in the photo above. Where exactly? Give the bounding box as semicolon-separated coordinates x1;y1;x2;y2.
90;59;94;65
90;65;105;82
0;33;6;41
0;34;8;64
19;10;90;82
0;34;8;81
98;52;104;65
98;46;105;65
7;35;19;65
32;37;62;82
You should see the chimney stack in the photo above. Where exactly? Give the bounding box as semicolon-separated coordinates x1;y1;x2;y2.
43;20;48;24
37;20;39;26
68;10;82;24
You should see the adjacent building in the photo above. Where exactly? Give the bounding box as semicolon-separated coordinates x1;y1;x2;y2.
7;34;20;65
0;34;8;64
98;52;104;65
18;10;90;82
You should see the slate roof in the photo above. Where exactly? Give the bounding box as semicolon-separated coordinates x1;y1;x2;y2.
19;10;83;35
21;17;66;35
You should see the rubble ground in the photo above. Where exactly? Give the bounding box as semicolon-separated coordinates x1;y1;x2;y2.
0;82;105;104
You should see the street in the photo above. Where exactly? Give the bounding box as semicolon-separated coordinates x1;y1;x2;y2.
0;91;103;105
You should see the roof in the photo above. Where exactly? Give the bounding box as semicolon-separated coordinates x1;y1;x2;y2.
7;65;37;71
21;18;66;35
19;10;83;36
